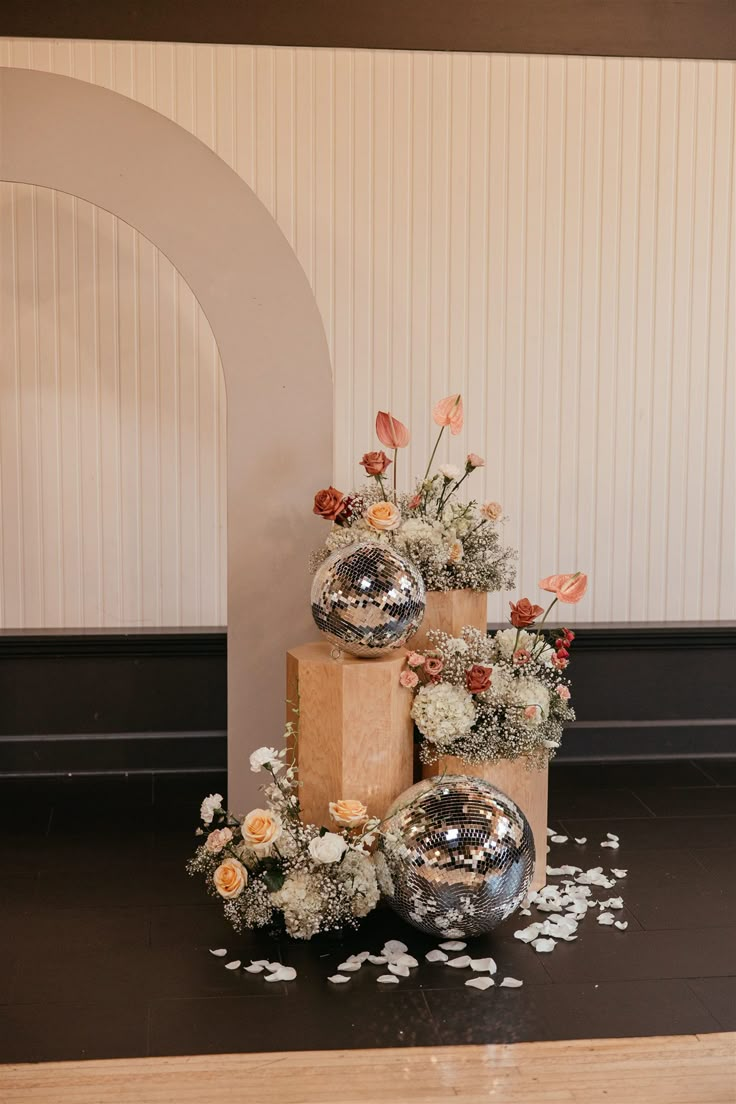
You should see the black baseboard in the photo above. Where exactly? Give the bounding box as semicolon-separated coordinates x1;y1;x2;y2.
0;623;734;776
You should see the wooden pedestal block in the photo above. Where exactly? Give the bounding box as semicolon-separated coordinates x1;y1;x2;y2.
422;755;548;891
286;642;414;827
408;589;488;651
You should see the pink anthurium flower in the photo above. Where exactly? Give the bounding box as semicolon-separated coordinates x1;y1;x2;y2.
432;394;464;436
539;572;588;604
376;411;410;449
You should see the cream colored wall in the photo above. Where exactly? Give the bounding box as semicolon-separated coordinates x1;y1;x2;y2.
1;40;734;625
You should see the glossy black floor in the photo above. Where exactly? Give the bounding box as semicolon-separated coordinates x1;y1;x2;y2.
1;759;735;1063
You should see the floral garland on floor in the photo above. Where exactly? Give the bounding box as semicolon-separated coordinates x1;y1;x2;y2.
187;728;381;940
400;572;588;767
310;395;517;593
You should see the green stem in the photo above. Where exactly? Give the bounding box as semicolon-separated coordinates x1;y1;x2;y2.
393;448;398;502
530;597;558;657
422;425;446;482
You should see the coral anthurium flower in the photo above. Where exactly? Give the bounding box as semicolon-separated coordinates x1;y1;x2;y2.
539;572;588;604
432;394;464;435
376;411;410;449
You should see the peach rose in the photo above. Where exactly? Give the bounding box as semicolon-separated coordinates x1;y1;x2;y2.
447;539;464;565
313;486;346;521
329;799;369;827
205;827;233;854
407;652;426;668
513;648;531;666
400;669;419;689
509;598;544;628
481;501;503;521
366;501;401;531
466;664;493;693
360;450;392;476
213;858;247;899
556;685;571;701
241;809;282;855
524;705;541;723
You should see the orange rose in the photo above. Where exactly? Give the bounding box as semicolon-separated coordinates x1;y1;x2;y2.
213;858;247;899
466;664;493;693
313;486;346;521
366;501;401;531
509;598;544;628
241;809;282;855
329;799;369;827
360;451;392;476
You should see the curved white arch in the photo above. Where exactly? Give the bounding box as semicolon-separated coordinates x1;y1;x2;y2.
0;66;333;809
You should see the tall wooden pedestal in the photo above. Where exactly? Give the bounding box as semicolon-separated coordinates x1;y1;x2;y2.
423;755;548;891
286;642;414;827
408;589;488;650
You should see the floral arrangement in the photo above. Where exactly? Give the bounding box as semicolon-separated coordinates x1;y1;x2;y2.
400;572;588;767
311;395;516;592
187;729;381;940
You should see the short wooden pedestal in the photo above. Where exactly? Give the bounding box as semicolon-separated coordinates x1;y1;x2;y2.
408;589;488;651
286;642;414;827
422;755;548;891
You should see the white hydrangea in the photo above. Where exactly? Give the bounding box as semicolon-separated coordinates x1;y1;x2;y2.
270;872;324;940
396;518;445;546
411;682;477;746
339;851;381;917
513;676;550;721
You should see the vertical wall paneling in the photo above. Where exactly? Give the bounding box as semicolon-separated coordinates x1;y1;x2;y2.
0;41;733;626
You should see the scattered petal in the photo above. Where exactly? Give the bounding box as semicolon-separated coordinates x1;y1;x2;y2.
383;940;408;956
396;953;419;968
550;835;568;844
614;921;629;931
600;840;620;849
367;954;388;965
470;957;497;973
574;837;587;845
377;974;400;984
514;923;543;943
224;960;241;970
349;951;371;963
338;961;362;972
465;977;494;991
388;962;409;977
251;960;273;968
244;964;264;974
439;940;467;951
606;833;620;842
546;827;556;837
263;962;282;972
328;974;351;984
597;912;615;926
425;949;448;963
446;955;472;968
519;908;531;916
209;948;228;957
611;869;628;878
500;977;524;988
276;967;297;982
599;897;624;910
531;938;556;953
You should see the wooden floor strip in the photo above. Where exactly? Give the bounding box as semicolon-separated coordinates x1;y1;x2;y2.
0;1033;733;1104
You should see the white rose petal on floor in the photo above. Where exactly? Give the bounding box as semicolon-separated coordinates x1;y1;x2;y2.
377;974;400;984
244;964;264;973
446;955;472;968
439;940;467;951
425;949;449;962
500;977;524;987
328;974;351;984
465;977;494;990
209;948;228;956
224;960;241;970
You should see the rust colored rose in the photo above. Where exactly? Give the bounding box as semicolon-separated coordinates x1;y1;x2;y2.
466;664;493;693
313;486;346;521
360;450;393;476
509;598;545;628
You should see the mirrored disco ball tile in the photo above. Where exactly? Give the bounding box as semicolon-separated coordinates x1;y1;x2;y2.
380;776;535;937
311;541;426;658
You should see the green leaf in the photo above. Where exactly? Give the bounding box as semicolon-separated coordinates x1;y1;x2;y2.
263;869;285;893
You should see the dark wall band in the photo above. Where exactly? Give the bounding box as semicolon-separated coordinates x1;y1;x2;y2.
1;1;734;61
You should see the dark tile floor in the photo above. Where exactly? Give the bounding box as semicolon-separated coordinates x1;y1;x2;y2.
1;759;734;1063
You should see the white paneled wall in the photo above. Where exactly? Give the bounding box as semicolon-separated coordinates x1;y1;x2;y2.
0;40;734;625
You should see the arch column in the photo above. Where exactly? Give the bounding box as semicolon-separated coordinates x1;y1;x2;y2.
0;67;333;810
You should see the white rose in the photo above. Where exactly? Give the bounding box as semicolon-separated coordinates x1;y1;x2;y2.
308;832;348;865
249;746;284;774
439;464;461;481
200;793;223;825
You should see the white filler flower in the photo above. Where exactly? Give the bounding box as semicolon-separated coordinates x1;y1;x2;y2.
308;832;348;865
200;793;223;825
411;683;477;747
439;464;461;480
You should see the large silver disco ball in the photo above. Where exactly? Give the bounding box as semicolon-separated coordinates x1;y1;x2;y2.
311;541;426;658
378;775;534;937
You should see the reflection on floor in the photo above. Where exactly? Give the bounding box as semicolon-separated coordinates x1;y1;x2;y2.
0;758;734;1063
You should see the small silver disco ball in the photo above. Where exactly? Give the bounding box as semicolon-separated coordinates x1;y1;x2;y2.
379;775;534;937
311;541;426;658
